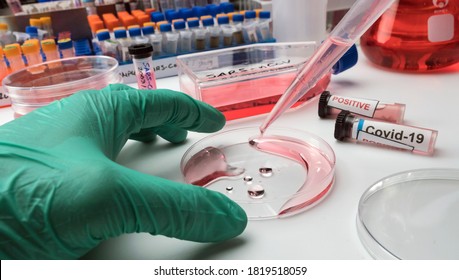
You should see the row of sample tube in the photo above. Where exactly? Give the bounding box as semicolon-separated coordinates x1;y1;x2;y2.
0;17;54;48
0;39;76;73
94;9;273;63
149;0;223;12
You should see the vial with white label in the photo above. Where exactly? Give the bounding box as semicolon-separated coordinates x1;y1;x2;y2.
128;43;157;90
334;111;438;156
318;91;406;124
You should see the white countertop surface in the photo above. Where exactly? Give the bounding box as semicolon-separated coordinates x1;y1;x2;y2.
1;53;458;260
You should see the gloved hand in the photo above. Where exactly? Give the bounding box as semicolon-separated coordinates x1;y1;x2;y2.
0;84;247;259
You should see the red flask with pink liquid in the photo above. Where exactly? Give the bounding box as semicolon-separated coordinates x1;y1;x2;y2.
360;0;459;71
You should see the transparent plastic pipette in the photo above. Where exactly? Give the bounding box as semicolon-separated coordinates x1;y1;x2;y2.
259;0;396;134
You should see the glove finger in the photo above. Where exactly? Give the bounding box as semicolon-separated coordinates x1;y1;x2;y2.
56;86;225;157
151;125;188;144
129;128;157;143
52;164;247;247
91;84;226;133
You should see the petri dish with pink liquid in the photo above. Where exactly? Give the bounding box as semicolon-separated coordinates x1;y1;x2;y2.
2;55;122;118
181;126;336;220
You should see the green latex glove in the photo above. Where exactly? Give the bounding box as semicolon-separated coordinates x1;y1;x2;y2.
0;84;247;259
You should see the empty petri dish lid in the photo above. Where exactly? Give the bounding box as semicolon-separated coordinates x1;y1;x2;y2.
357;168;459;259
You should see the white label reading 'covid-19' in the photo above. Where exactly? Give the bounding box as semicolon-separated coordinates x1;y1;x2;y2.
352;119;434;153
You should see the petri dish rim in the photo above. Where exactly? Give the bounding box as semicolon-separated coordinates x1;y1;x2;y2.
181;126;336;218
3;55;120;99
356;168;459;259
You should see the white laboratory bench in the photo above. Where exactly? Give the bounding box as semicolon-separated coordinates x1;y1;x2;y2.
0;53;458;260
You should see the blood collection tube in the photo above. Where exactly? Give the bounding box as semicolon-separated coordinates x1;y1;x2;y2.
334;111;438;156
41;39;60;61
3;43;26;72
0;46;9;108
0;46;9;83
319;91;406;124
21;39;42;66
128;43;157;90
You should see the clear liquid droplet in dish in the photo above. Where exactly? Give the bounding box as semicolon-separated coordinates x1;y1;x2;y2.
259;167;273;177
226;186;234;192
243;176;253;183
248;184;265;199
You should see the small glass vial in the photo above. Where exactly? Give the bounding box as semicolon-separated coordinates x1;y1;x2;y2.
218;16;233;47
128;43;157;90
159;23;179;55
128;26;150;45
204;17;221;49
319;91;406;124
334;111;438;156
187;18;200;50
58;39;75;58
256;11;272;42
242;10;259;43
96;30;121;61
173;21;192;54
232;14;245;45
113;28;132;64
141;25;163;57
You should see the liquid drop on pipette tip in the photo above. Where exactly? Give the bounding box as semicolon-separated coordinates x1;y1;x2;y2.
259;167;273;177
248;184;265;199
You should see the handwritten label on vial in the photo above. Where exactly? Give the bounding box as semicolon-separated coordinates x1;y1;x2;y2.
352;119;435;153
117;57;177;83
328;95;379;117
0;92;10;107
134;58;156;89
